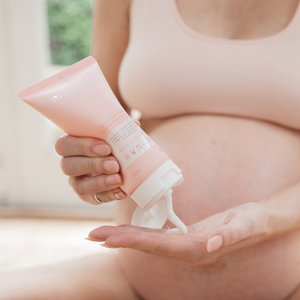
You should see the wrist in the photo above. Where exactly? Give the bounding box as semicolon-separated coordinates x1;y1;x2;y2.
258;200;283;239
259;184;300;238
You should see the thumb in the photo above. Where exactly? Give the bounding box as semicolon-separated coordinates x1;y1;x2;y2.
204;218;256;253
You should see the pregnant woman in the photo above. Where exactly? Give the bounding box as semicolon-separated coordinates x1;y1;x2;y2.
57;0;300;299
2;0;300;299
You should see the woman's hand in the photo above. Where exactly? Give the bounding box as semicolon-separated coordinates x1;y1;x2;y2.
87;202;272;265
55;135;127;205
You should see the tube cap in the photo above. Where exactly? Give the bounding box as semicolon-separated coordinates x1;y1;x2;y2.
131;159;184;229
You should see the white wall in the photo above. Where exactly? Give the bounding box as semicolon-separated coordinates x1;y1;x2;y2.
0;0;114;219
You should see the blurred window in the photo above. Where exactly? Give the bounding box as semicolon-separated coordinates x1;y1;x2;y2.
47;0;94;66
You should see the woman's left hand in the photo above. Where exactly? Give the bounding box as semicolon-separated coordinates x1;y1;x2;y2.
87;201;272;265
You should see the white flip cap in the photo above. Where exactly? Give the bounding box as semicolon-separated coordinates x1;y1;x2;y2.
131;159;187;234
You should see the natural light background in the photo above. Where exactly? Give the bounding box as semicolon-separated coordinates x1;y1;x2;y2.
0;0;115;219
0;0;118;272
0;218;115;272
47;0;94;65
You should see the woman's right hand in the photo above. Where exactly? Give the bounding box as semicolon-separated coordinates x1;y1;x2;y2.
55;135;127;205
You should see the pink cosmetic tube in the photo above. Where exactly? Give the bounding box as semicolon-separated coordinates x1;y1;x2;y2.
16;56;187;234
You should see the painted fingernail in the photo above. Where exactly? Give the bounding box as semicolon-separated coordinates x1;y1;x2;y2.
93;145;111;156
206;235;223;253
107;174;121;185
100;243;119;249
103;160;119;173
114;192;126;200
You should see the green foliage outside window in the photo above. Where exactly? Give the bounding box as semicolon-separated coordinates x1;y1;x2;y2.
47;0;94;65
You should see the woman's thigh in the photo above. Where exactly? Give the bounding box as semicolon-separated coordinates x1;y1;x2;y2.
0;253;142;300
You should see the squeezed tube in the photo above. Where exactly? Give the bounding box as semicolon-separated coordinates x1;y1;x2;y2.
16;56;187;234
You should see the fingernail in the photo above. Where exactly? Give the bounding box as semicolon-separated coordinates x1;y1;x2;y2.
93;145;111;156
114;191;126;200
100;243;119;249
85;237;103;242
134;120;141;127
107;174;121;185
206;235;223;253
103;160;119;173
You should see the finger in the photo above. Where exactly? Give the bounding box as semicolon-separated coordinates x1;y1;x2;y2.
134;120;141;127
69;173;122;196
88;225;207;264
88;224;166;240
106;231;198;260
204;215;261;253
90;225;196;259
60;156;119;176
80;188;127;205
203;203;270;253
55;135;111;157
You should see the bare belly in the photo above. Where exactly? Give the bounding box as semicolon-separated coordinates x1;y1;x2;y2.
115;115;300;300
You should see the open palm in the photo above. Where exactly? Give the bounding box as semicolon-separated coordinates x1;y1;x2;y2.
88;202;270;266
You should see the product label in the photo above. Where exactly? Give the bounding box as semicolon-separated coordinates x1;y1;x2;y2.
106;118;155;170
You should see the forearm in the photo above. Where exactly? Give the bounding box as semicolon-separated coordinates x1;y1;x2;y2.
92;0;131;113
260;181;300;238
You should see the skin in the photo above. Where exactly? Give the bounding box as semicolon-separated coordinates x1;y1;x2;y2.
1;0;300;299
96;116;300;300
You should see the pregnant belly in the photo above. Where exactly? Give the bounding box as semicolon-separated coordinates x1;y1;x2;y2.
115;115;300;300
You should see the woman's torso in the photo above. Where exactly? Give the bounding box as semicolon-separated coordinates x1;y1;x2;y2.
118;0;300;129
117;117;300;300
115;1;300;299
